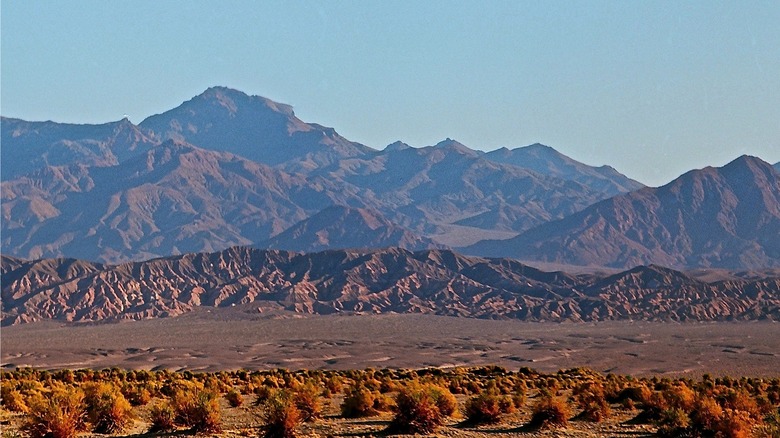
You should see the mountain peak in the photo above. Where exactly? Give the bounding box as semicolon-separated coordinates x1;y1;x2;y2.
432;138;477;156
192;86;295;117
385;141;412;152
139;87;371;168
722;154;770;170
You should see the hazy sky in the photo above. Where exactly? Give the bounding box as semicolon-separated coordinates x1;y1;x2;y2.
2;1;779;186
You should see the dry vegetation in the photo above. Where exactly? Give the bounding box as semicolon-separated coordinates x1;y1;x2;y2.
2;366;780;437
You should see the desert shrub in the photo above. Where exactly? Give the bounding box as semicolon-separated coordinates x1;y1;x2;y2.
260;390;302;438
755;410;780;438
389;383;449;434
121;383;152;406
323;375;343;395
511;381;527;409
147;400;176;432
723;389;763;420
23;387;87;438
293;384;322;422
656;408;690;437
341;384;390;418
226;388;244;407
716;408;754;438
387;383;457;434
464;389;514;425
171;388;222;432
612;384;651;404
690;395;723;434
528;393;569;430
82;382;133;433
1;389;28;413
664;383;696;411
253;385;275;405
429;385;458;417
574;382;610;422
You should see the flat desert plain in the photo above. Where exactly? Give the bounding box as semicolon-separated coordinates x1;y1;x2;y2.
2;312;778;376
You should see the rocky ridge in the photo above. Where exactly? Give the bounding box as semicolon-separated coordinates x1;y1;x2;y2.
2;247;778;326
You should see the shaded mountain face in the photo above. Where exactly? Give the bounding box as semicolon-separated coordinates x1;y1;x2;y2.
261;205;444;252
310;139;609;234
1;117;158;180
484;143;644;197
139;86;375;171
1;140;367;263
467;156;780;270
3;247;778;325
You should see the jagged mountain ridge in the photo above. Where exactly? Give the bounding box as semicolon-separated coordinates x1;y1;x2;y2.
466;155;780;269
2;247;778;326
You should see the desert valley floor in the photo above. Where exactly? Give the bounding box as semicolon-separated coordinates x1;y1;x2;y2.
2;312;778;376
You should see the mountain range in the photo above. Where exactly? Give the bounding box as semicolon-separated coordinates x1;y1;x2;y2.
469;156;780;269
2;86;779;271
2;247;778;326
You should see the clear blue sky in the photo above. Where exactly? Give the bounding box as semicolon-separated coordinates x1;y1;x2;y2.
2;1;779;186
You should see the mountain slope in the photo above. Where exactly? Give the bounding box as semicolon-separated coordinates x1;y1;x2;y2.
139;86;375;171
484;143;644;197
1;140;366;263
312;139;609;234
1;117;158;180
467;156;780;269
3;248;778;325
260;205;444;252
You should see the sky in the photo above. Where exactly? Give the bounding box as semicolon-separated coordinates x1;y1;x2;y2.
2;1;779;187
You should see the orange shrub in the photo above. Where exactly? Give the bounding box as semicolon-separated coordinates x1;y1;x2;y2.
23;387;87;438
260;390;302;438
528;393;569;430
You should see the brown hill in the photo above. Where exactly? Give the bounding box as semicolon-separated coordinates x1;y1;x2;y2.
467;156;780;269
2;247;777;325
